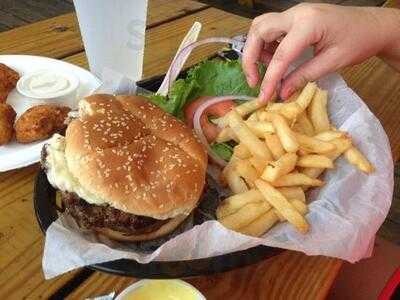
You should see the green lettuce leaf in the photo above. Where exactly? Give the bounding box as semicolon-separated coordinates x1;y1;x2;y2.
185;59;263;101
210;142;233;162
148;59;264;118
148;79;197;117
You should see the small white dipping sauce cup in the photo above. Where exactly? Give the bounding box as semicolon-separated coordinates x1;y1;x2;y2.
16;69;79;107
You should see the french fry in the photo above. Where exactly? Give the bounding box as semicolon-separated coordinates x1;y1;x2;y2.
218;187;306;220
296;133;336;154
255;179;309;233
314;130;345;141
236;159;259;188
297;154;334;169
233;144;251;159
235;99;266;116
301;167;324;179
227;110;272;160
257;111;277;122
267;102;303;120
272;173;324;187
279;102;304;120
216;127;237;143
239;210;278;236
296;112;315;136
216;189;264;219
245;120;275;137
266;103;284;112
264;133;285;160
274;199;308;221
247;112;258;122
261;153;298;182
271;113;299;153
215;99;267;128
325;137;352;160
223;158;248;194
295;82;318;110
278;186;306;202
275;199;308;220
218;201;271;230
239;197;308;237
308;88;330;133
301;137;353;190
249;156;269;174
344;146;375;173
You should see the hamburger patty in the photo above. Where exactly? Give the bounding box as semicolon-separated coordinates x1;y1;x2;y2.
62;192;169;235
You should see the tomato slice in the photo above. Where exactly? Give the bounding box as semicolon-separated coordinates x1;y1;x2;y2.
184;96;235;142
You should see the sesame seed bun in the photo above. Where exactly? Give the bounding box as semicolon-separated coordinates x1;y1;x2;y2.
65;94;207;220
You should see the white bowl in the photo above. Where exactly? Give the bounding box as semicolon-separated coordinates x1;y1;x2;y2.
115;279;206;300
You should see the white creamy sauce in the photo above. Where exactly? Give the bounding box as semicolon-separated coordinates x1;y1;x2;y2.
23;71;71;97
45;134;106;205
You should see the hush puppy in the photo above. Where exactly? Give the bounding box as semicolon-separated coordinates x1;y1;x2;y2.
0;63;19;103
0;103;17;145
15;105;71;143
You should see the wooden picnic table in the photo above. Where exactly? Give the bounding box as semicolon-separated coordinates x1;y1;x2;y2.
0;0;399;299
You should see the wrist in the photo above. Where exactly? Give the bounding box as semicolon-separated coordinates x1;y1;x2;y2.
368;7;400;59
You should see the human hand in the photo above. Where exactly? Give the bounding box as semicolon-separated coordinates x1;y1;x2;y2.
242;3;400;102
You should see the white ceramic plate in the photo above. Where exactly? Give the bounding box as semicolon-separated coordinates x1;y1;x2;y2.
0;55;101;172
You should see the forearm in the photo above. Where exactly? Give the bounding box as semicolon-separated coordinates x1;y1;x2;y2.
374;8;400;71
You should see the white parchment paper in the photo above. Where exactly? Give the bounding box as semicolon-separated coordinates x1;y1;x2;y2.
42;72;393;279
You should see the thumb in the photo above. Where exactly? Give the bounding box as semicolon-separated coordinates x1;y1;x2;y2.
280;48;340;99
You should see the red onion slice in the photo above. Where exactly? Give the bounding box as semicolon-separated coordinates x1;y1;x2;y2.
193;95;255;167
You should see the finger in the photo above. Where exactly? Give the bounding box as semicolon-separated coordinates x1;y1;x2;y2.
280;48;341;99
259;49;273;65
258;29;313;103
243;14;291;88
242;35;264;87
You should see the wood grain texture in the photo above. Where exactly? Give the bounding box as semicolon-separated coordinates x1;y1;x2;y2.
0;164;79;299
340;57;400;161
0;0;208;58
0;0;73;23
63;7;252;79
66;252;341;300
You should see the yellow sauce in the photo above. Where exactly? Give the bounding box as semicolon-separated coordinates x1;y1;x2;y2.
123;280;199;300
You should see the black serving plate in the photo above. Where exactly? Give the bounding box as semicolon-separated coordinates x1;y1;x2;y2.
33;49;282;278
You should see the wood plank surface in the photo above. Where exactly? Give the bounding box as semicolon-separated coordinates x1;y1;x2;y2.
0;165;79;299
0;0;73;24
0;0;208;58
67;252;341;300
341;57;400;161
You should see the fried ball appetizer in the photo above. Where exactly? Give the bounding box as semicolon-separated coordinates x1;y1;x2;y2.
15;105;71;143
0;63;19;103
0;103;17;145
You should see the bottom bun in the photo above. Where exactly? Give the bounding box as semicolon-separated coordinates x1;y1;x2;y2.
94;214;188;242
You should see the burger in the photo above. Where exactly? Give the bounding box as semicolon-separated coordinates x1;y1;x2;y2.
41;94;207;242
